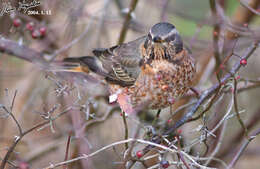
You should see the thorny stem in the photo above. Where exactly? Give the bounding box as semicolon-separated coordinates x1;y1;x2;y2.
117;0;139;44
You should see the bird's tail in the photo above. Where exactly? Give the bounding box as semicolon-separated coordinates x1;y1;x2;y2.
50;56;107;77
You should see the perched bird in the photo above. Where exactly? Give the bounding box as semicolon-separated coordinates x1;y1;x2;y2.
60;22;196;114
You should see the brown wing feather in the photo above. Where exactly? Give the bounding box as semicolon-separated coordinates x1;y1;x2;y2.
92;36;146;86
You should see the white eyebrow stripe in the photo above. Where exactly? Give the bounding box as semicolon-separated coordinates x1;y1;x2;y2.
149;29;153;39
149;28;178;40
160;28;177;40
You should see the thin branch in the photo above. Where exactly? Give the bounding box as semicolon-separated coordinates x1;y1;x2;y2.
240;0;260;16
122;111;129;150
63;133;72;169
205;119;228;166
233;77;248;138
209;0;222;72
49;15;94;61
0;103;22;136
0;107;71;169
227;128;260;169
42;138;216;169
188;85;221;122
10;90;17;112
117;0;139;44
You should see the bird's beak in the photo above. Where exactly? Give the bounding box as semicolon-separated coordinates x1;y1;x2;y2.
152;36;163;43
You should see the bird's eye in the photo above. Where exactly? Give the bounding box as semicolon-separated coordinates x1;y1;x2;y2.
165;35;175;42
153;36;162;43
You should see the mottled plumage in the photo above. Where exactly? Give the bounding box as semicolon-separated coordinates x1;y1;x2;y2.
61;22;196;114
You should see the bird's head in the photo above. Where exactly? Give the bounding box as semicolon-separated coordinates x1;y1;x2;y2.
143;22;183;63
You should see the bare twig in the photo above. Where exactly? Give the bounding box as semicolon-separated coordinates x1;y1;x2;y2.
63;133;72;169
205;119;228;166
0;107;72;169
227;128;260;169
239;0;260;16
42;138;216;169
0;90;22;135
117;0;139;44
49;15;94;61
233;77;248;138
209;0;222;72
188;85;221;122
122;111;129;150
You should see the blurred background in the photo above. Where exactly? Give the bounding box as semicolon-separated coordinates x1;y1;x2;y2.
0;0;260;168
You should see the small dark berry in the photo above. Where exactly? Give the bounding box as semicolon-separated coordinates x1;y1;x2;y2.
160;160;170;168
136;150;143;158
26;22;35;31
39;27;47;36
13;18;22;27
240;59;247;66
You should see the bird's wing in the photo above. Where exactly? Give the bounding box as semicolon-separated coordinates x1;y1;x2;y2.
93;36;146;86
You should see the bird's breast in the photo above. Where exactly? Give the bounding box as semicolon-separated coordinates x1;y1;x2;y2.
109;57;195;113
128;58;195;109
